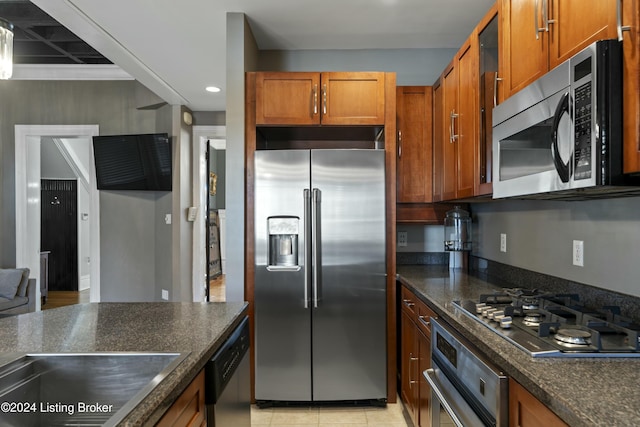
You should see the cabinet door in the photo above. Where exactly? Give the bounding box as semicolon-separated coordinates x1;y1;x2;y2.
441;62;458;201
396;86;433;203
548;0;617;68
320;72;386;125
432;79;444;202
417;330;431;427
456;41;478;200
400;310;419;424
156;371;206;427
255;72;321;125
623;0;640;173
509;378;569;427
502;0;549;97
477;4;501;196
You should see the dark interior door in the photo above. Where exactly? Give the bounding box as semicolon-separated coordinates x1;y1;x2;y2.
41;179;78;291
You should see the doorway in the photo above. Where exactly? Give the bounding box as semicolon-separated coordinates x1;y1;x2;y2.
15;125;100;310
192;126;226;302
41;179;78;291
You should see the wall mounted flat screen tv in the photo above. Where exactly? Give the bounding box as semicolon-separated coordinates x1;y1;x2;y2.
93;133;172;191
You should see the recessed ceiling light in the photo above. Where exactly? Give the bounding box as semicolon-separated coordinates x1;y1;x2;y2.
206;86;221;93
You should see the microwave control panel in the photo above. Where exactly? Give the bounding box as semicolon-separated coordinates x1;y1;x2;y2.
573;81;592;180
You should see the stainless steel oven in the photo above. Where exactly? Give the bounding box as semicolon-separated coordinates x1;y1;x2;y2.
492;39;624;199
425;318;508;427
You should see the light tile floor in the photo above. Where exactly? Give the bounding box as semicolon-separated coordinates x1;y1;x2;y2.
251;401;410;427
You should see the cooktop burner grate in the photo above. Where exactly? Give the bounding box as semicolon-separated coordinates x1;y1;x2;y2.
453;289;640;358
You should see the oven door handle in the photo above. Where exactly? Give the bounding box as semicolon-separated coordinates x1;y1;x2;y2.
551;91;572;183
424;368;486;427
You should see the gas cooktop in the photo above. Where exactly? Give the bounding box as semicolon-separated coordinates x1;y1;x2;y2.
453;288;640;358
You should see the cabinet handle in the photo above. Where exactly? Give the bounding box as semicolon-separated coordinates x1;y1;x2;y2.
322;84;327;115
398;130;402;158
617;0;632;41
403;299;415;308
312;84;318;115
409;352;419;389
544;0;555;29
450;110;459;143
418;315;431;328
534;0;546;40
493;74;503;108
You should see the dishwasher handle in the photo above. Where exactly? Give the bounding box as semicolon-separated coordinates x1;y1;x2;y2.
205;316;250;404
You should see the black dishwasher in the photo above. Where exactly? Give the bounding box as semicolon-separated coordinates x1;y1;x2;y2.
205;315;250;426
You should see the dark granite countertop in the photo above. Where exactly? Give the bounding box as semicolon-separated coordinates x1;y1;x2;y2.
397;265;640;427
0;302;248;426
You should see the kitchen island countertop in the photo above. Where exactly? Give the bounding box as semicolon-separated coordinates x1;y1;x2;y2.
0;301;248;426
398;265;640;427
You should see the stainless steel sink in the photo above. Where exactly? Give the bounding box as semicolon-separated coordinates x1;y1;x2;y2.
0;352;188;427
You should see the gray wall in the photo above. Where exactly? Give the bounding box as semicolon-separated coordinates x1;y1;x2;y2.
0;79;174;302
258;48;457;86
225;13;259;302
472;198;640;298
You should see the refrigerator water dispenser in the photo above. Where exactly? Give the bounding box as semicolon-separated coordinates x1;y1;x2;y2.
268;216;299;268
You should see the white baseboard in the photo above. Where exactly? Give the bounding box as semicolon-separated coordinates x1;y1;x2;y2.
79;275;90;291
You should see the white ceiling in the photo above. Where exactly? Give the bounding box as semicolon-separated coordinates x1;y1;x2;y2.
29;0;495;111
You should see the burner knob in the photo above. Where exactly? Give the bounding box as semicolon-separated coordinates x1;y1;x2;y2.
484;308;497;318
499;316;513;329
475;303;488;314
490;310;505;320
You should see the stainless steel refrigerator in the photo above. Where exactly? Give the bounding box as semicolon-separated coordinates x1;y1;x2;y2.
254;149;387;403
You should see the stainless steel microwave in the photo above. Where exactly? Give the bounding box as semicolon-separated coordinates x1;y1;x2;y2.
492;40;625;199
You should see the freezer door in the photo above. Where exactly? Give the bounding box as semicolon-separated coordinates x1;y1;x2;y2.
254;150;312;401
311;149;387;401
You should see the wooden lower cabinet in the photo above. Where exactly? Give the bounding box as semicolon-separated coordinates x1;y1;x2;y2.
509;378;568;427
400;309;419;422
156;370;207;427
400;285;436;427
417;329;431;427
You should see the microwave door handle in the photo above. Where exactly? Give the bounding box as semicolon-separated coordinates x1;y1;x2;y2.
551;91;571;183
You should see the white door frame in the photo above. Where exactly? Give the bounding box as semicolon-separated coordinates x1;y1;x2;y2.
192;125;225;302
15;125;101;307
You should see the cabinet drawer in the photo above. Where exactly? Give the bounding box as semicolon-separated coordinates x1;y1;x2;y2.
416;301;437;337
400;286;418;318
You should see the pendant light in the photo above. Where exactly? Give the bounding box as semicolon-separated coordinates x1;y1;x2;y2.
0;17;14;80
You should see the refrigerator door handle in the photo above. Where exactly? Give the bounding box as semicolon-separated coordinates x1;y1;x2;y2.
303;189;311;309
312;188;322;308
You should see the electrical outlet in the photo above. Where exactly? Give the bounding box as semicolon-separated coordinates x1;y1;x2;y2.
573;240;584;267
398;231;408;247
161;289;169;300
500;233;507;253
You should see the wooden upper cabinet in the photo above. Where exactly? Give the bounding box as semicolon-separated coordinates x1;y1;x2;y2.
255;72;320;125
502;0;617;98
456;41;478;200
502;0;549;97
321;72;386;125
255;72;385;126
549;0;618;68
622;0;640;174
441;62;459;201
396;86;433;203
440;39;477;202
432;79;444;203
